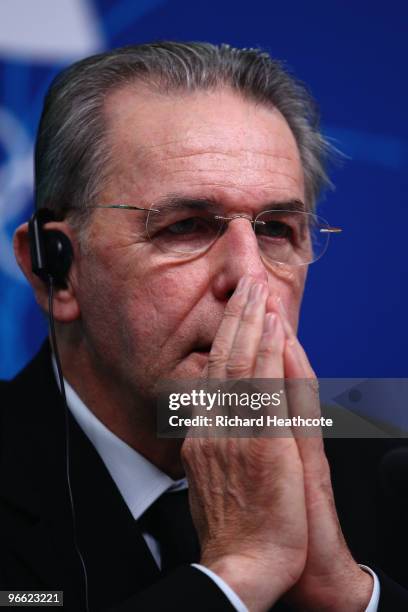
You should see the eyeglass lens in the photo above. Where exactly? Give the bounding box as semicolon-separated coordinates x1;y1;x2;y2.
146;205;330;265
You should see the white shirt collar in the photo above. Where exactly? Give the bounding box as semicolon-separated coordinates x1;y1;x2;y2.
52;357;187;520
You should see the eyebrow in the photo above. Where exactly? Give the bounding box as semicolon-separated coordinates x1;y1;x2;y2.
153;195;306;213
153;196;218;212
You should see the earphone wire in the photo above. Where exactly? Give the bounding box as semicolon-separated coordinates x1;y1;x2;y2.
48;276;90;612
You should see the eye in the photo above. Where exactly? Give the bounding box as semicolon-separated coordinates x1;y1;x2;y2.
259;220;293;240
164;216;214;236
146;209;221;255
167;217;205;235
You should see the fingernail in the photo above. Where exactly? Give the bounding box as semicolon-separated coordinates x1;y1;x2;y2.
274;296;294;339
235;276;250;294
276;295;286;315
264;312;276;333
249;283;266;303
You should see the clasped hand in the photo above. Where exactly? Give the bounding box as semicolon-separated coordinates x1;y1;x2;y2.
181;276;373;612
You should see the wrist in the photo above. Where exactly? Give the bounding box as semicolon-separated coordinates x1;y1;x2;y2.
289;565;374;612
328;567;374;612
201;553;296;612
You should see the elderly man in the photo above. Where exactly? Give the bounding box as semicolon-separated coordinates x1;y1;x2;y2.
1;42;407;611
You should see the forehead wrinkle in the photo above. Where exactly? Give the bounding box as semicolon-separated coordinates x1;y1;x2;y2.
140;138;302;170
164;165;301;182
144;167;302;197
140;151;302;184
117;118;300;162
114;157;304;204
151;180;302;197
137;143;300;165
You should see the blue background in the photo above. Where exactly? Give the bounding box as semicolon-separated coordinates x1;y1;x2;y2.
1;0;407;379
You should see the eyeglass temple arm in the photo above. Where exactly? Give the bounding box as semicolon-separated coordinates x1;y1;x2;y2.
319;227;342;233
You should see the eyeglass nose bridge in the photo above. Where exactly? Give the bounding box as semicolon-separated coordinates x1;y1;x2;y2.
214;213;266;228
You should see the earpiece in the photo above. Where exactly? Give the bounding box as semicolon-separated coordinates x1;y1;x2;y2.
28;208;73;288
28;208;89;609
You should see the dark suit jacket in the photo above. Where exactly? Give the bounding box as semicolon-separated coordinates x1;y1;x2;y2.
1;343;407;611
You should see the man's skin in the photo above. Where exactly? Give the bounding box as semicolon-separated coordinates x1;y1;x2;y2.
14;85;372;610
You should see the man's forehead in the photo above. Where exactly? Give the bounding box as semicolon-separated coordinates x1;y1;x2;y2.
102;84;305;209
104;84;301;162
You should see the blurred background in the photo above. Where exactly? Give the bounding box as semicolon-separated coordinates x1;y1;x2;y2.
0;0;407;380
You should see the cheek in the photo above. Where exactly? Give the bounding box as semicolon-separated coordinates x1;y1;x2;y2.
120;263;208;354
76;256;126;349
127;272;189;334
77;227;209;365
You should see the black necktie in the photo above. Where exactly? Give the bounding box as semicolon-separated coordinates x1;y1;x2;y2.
138;488;200;573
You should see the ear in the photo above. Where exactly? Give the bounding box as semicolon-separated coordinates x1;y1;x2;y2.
13;221;80;322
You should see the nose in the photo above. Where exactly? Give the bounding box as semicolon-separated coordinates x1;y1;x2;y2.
210;216;268;301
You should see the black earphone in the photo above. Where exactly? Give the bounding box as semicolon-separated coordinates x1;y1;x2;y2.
28;207;90;612
28;208;74;288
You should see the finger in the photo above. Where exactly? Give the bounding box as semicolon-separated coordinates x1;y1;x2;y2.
254;313;285;379
208;275;253;378
286;337;316;379
271;295;316;379
284;340;320;418
276;298;322;454
284;338;310;379
266;295;292;338
254;313;289;424
224;282;268;378
284;339;323;461
266;294;319;425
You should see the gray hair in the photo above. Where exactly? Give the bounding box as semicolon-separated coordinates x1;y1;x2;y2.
35;41;334;227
